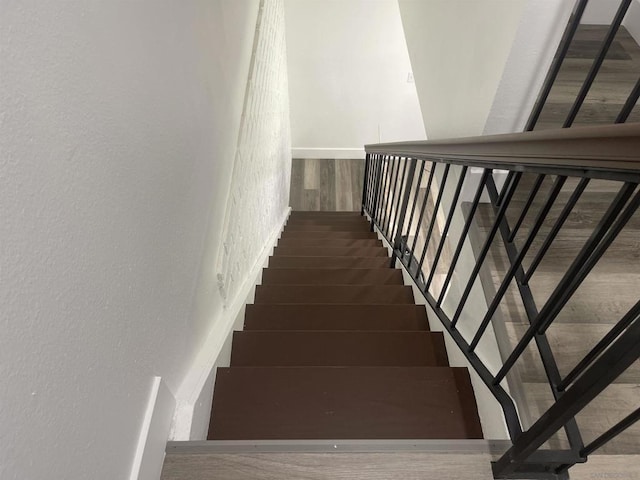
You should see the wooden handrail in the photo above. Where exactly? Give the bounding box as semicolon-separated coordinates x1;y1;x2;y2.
365;123;640;175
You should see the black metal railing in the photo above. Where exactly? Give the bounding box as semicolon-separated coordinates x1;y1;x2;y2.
526;0;640;131
361;124;640;479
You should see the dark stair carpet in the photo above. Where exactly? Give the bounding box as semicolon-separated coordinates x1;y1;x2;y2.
208;211;483;440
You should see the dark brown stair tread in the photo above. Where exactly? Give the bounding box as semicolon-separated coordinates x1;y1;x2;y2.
284;224;371;232
208;366;483;440
273;246;388;257
277;238;383;247
268;256;390;269
230;331;448;367
261;268;404;285
244;304;429;331
287;219;371;226
253;285;415;304
290;211;362;216
280;231;378;239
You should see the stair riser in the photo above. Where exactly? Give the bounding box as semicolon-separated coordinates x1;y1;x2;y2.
261;268;404;285
280;231;377;239
277;238;382;248
267;256;390;269
284;224;372;232
243;304;430;331
273;247;388;257
230;331;448;367
253;285;415;304
290;212;362;217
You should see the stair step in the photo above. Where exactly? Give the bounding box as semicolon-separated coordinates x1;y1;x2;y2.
244;304;430;331
208;366;483;440
230;331;448;367
284;224;371;232
261;268;403;285
273;246;388;257
253;285;415;304
290;211;362;217
268;256;390;269
287;218;371;226
280;231;378;239
277;238;382;247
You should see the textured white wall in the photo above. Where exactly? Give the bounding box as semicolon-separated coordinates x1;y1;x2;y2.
0;1;289;479
398;0;527;139
216;0;292;309
284;0;426;157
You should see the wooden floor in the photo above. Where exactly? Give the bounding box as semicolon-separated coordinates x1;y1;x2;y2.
536;25;640;129
476;174;640;454
289;158;364;211
161;452;495;480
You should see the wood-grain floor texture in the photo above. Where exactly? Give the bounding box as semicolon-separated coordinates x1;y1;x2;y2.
161;452;495;480
475;174;640;455
289;158;364;211
536;25;640;129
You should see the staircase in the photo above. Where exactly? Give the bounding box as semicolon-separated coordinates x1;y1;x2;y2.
206;211;483;441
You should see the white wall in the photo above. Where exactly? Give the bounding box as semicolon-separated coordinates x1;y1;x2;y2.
483;0;576;134
581;0;620;24
398;0;527;140
0;1;290;479
625;0;640;45
173;0;292;440
284;0;426;158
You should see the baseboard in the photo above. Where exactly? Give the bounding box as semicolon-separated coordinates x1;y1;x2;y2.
292;148;365;159
170;207;291;441
129;376;176;480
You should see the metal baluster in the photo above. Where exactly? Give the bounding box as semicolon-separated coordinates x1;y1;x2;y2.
493;310;640;477
424;166;468;292
410;163;437;255
525;0;589;131
563;0;633;128
615;76;640;124
416;164;451;284
376;156;391;228
469;176;567;352
524;178;590;282
494;185;640;385
559;299;640;391
451;172;522;328
437;169;490;307
391;159;418;268
401;159;427;258
496;171;515;207
508;174;546;242
382;157;402;237
390;158;410;242
361;153;370;215
581;406;640;456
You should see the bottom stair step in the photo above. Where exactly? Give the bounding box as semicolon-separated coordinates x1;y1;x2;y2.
208;366;483;440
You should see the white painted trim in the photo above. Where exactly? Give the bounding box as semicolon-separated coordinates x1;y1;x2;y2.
129;376;176;480
292;148;365;159
170;207;291;440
